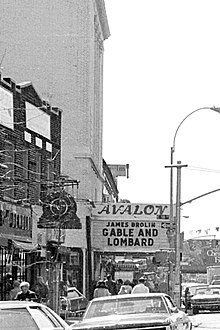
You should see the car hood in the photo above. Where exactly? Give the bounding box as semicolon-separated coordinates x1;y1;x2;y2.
71;313;170;329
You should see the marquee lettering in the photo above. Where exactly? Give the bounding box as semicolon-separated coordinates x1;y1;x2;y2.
106;221;129;227
98;204;168;216
137;228;158;237
107;237;154;247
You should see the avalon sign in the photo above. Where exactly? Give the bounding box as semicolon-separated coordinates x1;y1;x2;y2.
92;203;170;253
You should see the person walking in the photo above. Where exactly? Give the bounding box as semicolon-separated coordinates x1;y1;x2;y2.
184;287;191;313
93;280;110;298
116;279;123;293
16;282;37;301
10;281;21;300
131;277;149;294
34;276;49;303
118;285;128;295
124;280;132;294
105;274;117;296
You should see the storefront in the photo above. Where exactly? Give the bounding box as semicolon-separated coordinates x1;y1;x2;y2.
36;195;92;298
0;201;38;299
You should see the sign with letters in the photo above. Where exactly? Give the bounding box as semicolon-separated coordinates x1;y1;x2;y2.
91;203;170;253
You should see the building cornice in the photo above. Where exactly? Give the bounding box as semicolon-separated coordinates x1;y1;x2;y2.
75;154;104;183
95;0;110;40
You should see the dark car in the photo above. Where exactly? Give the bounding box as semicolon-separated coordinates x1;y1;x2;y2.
60;287;88;320
70;293;192;330
0;300;70;329
191;285;220;314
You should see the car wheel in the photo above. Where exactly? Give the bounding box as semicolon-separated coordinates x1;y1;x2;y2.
192;307;199;315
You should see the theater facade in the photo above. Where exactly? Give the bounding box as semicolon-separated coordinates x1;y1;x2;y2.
91;202;171;281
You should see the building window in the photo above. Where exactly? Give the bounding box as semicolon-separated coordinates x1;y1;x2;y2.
12;213;16;227
23;150;28;200
3;140;14;199
70;252;80;265
35;137;42;148
46;142;52;152
9;213;13;227
24;131;31;143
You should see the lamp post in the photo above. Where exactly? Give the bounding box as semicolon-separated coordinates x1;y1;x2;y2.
168;106;220;307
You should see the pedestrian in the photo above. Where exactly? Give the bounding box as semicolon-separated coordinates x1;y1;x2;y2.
10;280;21;300
34;276;49;303
131;277;149;294
105;274;117;295
124;280;132;294
118;285;128;295
153;282;159;293
184;287;191;313
93;280;110;298
16;281;37;301
5;273;13;300
116;278;123;293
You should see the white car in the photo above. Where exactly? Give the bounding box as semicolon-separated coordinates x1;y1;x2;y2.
70;293;192;330
0;300;70;330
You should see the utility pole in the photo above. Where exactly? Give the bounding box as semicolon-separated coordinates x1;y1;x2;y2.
165;161;187;307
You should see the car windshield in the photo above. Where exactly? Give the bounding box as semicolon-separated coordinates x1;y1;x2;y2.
196;288;220;295
0;308;38;330
189;286;208;295
84;296;168;319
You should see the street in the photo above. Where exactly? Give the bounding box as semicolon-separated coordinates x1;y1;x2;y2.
190;312;220;329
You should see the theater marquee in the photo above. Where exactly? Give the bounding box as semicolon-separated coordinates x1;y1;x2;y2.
92;203;171;253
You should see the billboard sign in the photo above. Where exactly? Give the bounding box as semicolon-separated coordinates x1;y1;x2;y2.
91;203;170;253
0;86;14;130
26;101;50;139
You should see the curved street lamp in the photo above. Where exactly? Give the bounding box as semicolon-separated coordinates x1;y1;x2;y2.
170;106;220;233
168;106;220;307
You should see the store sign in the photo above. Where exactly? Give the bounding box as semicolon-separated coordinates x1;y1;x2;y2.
94;203;169;218
38;191;81;229
92;203;170;253
108;164;128;177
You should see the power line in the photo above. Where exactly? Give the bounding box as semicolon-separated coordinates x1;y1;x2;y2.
187;166;220;174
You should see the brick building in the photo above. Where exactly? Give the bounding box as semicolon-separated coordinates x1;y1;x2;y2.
0;0;110;202
0;73;61;299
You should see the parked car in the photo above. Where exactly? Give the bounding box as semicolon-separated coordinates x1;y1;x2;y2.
212;275;220;282
70;293;192;330
181;283;209;308
191;285;220;314
0;300;70;329
60;287;88;320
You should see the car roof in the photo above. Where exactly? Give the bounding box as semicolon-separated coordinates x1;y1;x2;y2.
0;301;44;309
67;286;77;291
92;293;168;302
209;285;220;288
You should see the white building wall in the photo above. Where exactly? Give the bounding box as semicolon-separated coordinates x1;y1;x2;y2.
0;0;110;202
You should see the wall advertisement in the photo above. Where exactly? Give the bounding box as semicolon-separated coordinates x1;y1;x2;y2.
0;86;14;130
25;101;50;139
91;203;170;253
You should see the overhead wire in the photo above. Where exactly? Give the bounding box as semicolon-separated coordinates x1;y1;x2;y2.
186;165;220;174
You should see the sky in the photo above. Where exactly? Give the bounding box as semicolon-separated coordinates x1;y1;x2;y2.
103;0;220;236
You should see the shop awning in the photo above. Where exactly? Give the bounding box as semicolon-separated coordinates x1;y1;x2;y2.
12;240;39;251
